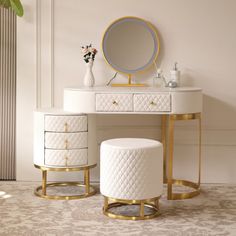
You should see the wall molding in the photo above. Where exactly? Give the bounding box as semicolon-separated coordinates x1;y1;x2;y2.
36;0;54;108
51;0;55;107
36;0;41;108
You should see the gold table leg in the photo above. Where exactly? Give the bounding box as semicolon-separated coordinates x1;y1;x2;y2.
167;115;174;200
161;115;167;183
166;113;202;200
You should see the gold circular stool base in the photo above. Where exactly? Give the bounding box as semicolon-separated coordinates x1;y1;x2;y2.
103;196;160;220
34;182;96;200
170;179;200;200
34;164;97;200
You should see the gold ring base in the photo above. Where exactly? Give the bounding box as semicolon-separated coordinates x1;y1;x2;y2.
103;196;160;220
169;179;200;200
162;113;202;200
34;182;96;200
34;164;97;200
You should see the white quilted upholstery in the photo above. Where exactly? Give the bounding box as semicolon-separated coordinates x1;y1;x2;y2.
134;93;171;112
45;149;88;166
96;93;133;112
100;138;163;200
44;115;87;132
45;132;88;149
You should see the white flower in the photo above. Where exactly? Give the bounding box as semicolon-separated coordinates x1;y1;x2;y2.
81;44;97;63
157;69;162;74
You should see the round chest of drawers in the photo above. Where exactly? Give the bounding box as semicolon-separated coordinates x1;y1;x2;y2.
33;109;97;200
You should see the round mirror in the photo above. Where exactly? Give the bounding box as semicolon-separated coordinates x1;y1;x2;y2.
102;17;159;76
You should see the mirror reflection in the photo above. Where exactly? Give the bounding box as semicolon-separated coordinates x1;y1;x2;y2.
102;17;159;76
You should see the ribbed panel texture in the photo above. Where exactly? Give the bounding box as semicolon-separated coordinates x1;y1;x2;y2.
0;8;16;180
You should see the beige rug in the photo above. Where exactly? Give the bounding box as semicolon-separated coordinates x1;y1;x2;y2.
0;182;236;236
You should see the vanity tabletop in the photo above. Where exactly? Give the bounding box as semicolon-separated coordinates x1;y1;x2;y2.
64;86;202;93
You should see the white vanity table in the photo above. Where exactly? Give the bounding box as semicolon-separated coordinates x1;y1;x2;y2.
64;86;202;200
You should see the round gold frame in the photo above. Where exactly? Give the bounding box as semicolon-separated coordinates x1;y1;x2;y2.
102;16;160;86
103;196;161;220
34;164;97;200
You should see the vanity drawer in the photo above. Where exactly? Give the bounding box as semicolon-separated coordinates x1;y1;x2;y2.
45;132;88;149
96;93;133;112
134;94;171;112
45;149;88;167
45;115;87;132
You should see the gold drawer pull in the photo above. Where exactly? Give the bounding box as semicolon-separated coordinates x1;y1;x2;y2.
64;156;69;166
64;122;68;132
150;101;156;106
112;100;118;105
64;139;68;149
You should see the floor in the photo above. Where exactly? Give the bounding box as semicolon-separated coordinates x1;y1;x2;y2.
0;182;236;236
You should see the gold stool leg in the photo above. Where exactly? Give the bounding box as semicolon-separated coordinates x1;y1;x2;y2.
155;198;159;210
103;196;160;220
42;170;47;195
84;169;90;194
104;196;108;211
140;201;145;218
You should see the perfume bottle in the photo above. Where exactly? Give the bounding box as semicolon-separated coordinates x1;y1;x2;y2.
170;62;181;87
153;69;166;87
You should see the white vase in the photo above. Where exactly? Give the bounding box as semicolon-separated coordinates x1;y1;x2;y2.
83;60;95;87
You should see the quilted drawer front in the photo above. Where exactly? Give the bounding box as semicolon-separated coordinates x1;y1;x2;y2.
45;115;87;132
45;132;88;149
45;149;88;167
96;93;133;112
134;94;171;112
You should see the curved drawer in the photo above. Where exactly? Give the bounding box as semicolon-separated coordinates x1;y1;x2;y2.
45;149;88;167
134;93;171;112
45;115;87;132
96;93;133;112
45;132;88;149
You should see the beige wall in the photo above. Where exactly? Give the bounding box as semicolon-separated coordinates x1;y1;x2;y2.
17;0;236;182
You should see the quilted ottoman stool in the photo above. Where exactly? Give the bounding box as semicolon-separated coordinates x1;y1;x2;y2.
100;138;163;220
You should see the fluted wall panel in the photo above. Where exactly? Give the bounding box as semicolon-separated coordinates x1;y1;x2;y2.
0;8;16;180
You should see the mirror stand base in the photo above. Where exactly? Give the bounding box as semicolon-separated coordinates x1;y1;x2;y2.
111;83;147;87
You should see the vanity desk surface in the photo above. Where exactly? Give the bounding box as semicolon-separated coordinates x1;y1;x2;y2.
64;86;202;115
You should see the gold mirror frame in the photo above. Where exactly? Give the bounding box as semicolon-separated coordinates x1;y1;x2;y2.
102;16;160;87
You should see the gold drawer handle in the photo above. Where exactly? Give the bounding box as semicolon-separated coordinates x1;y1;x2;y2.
64;156;69;166
112;100;118;105
64;122;68;132
64;139;68;149
150;101;156;106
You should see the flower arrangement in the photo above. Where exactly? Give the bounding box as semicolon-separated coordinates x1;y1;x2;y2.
81;44;97;63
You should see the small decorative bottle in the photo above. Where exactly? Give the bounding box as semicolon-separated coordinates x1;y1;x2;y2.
153;69;166;87
170;62;181;87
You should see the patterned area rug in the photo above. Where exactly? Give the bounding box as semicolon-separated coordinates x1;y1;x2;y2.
0;182;236;236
